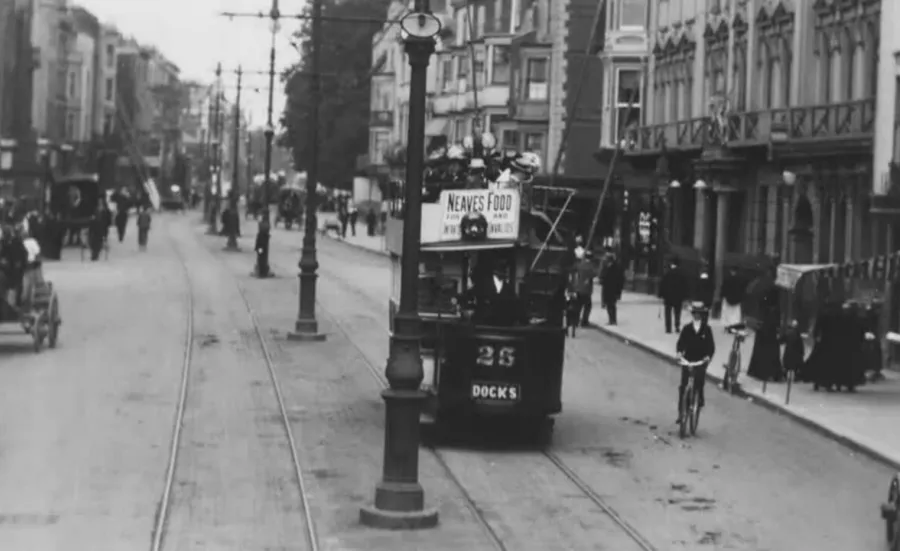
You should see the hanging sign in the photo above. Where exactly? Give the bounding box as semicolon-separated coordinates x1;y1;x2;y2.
438;189;520;241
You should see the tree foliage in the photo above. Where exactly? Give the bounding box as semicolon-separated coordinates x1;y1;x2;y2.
278;0;393;189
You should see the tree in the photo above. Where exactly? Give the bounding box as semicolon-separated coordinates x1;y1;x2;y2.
278;0;393;189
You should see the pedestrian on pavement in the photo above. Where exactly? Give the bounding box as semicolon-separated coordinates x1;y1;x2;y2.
720;266;745;328
676;301;715;421
747;270;784;383
338;206;349;239
804;302;840;388
659;258;688;333
571;250;598;327
254;218;271;278
863;303;884;381
600;251;625;325
365;209;377;236
87;201;108;262
349;206;359;237
136;206;151;251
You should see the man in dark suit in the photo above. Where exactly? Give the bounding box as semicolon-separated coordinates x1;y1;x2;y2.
472;259;526;326
600;251;625;325
659;258;688;333
675;301;716;423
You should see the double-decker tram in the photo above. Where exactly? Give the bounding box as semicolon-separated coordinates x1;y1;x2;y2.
386;139;576;441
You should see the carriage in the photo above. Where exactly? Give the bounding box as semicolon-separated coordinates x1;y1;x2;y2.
274;185;303;230
386;143;575;442
0;240;61;353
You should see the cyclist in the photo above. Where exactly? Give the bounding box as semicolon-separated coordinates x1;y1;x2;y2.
676;301;716;423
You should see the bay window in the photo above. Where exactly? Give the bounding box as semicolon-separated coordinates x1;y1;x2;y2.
614;68;641;143
617;0;646;30
525;57;548;100
457;54;469;91
441;57;453;92
501;129;519;151
491;45;510;84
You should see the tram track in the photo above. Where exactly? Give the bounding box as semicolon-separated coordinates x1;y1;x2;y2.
279;237;660;551
148;222;319;551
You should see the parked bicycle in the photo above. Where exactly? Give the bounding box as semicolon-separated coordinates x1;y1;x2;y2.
722;323;749;394
677;357;707;439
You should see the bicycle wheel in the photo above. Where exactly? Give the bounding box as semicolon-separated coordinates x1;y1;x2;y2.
679;383;692;439
689;389;701;436
724;350;737;392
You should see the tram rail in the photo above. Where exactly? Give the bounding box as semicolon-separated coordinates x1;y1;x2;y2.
306;243;658;551
149;226;319;551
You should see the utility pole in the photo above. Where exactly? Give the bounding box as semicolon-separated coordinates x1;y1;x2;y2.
207;62;223;235
204;87;214;218
226;66;243;251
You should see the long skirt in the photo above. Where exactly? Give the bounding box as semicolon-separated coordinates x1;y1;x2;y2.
721;301;742;327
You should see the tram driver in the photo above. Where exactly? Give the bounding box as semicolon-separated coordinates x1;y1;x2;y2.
469;256;528;327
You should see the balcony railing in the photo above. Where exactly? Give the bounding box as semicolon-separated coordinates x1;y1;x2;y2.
626;99;875;154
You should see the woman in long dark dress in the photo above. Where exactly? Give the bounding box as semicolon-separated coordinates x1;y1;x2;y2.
805;304;842;390
747;284;784;382
781;319;806;380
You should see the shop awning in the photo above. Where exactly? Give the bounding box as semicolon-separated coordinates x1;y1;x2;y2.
775;251;900;290
775;264;833;290
425;118;449;137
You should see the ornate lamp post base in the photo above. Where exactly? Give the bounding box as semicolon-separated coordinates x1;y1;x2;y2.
359;388;438;530
287;269;326;341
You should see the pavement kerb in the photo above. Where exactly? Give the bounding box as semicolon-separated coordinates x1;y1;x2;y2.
321;233;391;258
589;323;900;472
323;230;900;471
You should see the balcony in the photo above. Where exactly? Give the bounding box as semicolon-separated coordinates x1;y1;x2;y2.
625;99;875;156
370;110;393;128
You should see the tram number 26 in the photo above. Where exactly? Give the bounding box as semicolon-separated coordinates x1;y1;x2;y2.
476;344;517;368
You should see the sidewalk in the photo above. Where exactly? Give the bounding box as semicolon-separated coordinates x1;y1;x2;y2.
316;219;900;471
590;291;900;471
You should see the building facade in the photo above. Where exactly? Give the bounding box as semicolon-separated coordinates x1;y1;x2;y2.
623;0;880;294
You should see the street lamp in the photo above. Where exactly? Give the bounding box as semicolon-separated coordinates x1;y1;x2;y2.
37;139;53;213
288;0;325;339
359;0;440;530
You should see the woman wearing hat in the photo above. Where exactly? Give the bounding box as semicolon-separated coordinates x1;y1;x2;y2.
675;301;716;422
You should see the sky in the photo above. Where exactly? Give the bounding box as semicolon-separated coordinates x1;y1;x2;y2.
75;0;306;129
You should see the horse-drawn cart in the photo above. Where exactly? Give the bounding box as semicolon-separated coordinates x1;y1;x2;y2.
0;266;61;352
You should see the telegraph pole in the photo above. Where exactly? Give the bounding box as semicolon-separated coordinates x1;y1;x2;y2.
226;66;243;251
207;63;223;235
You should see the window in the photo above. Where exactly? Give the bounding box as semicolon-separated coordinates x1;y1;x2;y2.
523;133;545;162
525;58;548;100
103;113;113;135
501;129;519;151
472;48;485;89
68;71;77;99
615;69;641;143
105;78;114;102
454;119;466;141
491;45;511;85
371;131;391;165
106;44;115;68
457;54;469;91
488;114;509;133
441;57;453;92
618;0;646;29
66;112;76;140
488;0;512;33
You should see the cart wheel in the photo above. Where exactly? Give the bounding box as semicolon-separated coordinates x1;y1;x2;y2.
48;294;60;349
32;313;44;353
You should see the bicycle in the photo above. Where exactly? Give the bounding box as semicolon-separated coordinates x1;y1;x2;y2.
678;358;707;439
722;323;749;394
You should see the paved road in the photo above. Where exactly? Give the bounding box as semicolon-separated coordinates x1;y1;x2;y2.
267;229;894;551
0;226;187;548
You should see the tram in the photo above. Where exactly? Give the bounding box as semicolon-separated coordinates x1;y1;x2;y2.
386;138;575;440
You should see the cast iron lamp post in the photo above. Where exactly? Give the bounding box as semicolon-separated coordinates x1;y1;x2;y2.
288;0;326;341
359;0;440;530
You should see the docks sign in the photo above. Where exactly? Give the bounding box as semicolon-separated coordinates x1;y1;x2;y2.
438;189;520;241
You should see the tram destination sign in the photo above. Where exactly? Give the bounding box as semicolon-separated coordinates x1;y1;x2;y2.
438;189;521;241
